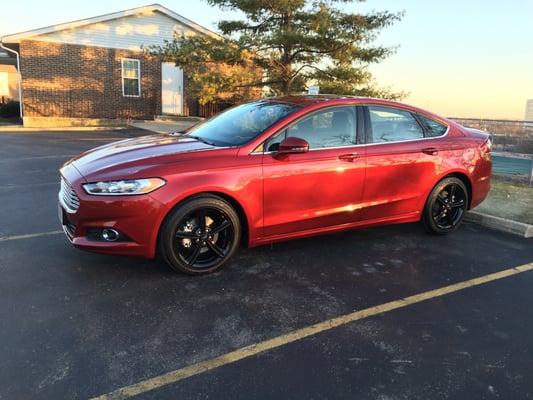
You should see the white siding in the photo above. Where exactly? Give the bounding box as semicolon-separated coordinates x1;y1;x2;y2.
33;10;197;51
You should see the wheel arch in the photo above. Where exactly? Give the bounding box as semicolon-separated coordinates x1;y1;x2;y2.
203;191;250;247
442;172;473;209
156;190;251;252
420;170;473;216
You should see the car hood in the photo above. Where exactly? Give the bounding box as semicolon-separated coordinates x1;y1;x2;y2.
68;134;217;179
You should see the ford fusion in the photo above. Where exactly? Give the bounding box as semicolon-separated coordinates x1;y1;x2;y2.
59;96;492;274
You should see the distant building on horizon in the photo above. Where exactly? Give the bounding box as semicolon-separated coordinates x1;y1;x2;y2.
526;99;533;121
525;99;533;131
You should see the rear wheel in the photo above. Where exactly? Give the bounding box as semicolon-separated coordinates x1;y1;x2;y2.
423;177;468;235
159;195;241;275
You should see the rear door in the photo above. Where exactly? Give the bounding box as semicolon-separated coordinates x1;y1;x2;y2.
361;105;445;221
261;106;367;237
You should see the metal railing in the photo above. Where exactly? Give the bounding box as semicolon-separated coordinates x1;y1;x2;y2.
451;118;533;155
451;117;533;137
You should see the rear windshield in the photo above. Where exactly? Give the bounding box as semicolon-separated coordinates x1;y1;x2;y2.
187;101;301;146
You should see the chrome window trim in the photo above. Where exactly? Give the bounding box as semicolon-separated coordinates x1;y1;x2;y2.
251;126;450;155
362;125;450;147
250;103;450;155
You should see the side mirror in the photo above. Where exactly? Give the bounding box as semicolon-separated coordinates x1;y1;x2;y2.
277;137;309;155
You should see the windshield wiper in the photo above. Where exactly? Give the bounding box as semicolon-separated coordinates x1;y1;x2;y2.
188;135;218;147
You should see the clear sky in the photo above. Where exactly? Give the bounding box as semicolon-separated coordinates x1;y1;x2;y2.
1;0;532;119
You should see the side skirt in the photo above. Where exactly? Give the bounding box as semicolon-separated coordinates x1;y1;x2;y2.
250;212;421;248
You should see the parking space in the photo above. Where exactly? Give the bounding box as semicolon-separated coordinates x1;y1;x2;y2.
148;273;533;400
0;129;532;399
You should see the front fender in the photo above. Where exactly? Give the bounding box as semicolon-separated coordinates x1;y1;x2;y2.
148;162;263;253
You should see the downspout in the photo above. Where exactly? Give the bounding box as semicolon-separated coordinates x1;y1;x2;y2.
0;41;23;119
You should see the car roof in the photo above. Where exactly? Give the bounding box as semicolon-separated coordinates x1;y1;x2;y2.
264;95;366;106
259;95;454;127
263;95;418;109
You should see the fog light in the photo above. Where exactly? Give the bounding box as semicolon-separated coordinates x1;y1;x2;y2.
102;228;119;242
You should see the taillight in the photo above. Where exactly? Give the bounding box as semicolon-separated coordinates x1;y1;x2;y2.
480;137;492;154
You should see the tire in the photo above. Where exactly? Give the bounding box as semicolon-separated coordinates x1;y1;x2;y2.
422;177;468;235
159;195;241;275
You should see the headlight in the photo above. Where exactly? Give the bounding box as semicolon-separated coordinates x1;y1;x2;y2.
83;178;166;195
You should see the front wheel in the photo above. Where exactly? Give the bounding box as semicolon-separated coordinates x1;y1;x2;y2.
423;177;468;235
159;195;241;275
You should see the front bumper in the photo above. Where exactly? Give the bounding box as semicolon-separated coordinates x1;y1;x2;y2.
58;166;165;258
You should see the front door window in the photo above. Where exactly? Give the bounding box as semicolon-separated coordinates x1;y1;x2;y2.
266;106;357;151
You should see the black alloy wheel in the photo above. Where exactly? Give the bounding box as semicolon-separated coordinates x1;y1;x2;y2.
423;177;468;234
159;195;241;274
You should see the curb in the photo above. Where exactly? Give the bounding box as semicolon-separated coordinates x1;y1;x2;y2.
465;211;533;238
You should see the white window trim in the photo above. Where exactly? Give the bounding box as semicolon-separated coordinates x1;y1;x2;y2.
121;58;141;98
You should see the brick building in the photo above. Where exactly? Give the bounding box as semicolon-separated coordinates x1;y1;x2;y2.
0;4;218;127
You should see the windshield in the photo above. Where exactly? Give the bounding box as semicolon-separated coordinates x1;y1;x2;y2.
187;101;301;146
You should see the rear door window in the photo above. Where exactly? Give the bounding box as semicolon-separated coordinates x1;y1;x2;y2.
417;115;449;137
368;106;425;143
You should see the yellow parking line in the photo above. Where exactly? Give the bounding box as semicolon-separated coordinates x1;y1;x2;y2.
0;230;63;242
91;262;533;400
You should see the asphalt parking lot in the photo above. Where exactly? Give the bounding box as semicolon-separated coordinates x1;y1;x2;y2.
1;129;532;400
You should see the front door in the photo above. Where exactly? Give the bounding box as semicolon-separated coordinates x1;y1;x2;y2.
262;106;366;237
161;62;183;115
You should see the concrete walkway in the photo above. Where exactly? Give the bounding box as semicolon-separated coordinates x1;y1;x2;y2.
0;125;128;132
0;119;201;134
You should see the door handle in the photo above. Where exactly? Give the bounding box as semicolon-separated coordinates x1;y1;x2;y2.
422;147;439;156
338;152;359;162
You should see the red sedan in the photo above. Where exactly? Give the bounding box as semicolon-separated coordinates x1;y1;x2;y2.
59;96;492;274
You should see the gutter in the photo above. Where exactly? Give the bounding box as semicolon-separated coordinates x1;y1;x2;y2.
0;41;23;119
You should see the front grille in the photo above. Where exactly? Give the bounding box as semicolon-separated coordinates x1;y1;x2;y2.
64;216;77;238
60;177;80;212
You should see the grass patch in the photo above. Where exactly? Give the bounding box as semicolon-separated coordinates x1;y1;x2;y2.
474;180;533;225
